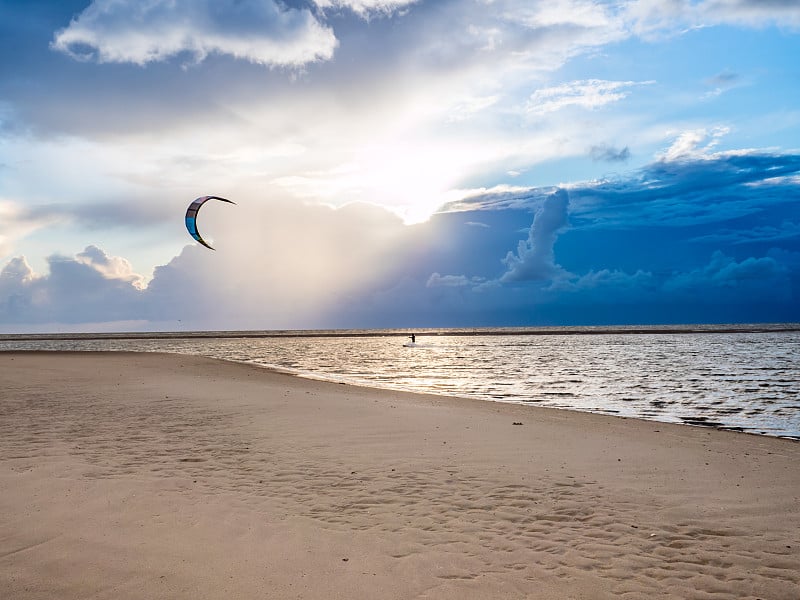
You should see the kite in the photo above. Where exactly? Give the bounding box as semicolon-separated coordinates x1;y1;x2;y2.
185;195;235;250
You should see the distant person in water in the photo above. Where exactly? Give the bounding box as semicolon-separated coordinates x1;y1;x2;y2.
409;333;416;343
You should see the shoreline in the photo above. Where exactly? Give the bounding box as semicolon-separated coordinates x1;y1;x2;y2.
1;351;798;598
215;354;800;441
2;322;799;342
3;347;797;441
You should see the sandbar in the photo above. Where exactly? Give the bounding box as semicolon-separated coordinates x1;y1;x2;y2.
1;351;798;599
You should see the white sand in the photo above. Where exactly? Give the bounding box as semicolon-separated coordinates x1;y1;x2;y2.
1;351;798;599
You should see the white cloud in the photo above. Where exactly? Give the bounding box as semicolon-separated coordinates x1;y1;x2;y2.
527;79;651;115
659;126;731;161
313;0;419;17
625;0;800;37
697;0;800;28
510;0;619;29
52;0;337;67
459;0;627;73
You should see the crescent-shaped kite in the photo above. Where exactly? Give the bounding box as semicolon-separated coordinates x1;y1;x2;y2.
185;195;235;250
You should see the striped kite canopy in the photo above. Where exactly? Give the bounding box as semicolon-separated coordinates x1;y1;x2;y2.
185;195;235;250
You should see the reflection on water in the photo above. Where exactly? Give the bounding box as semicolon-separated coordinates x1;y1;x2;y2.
2;329;798;439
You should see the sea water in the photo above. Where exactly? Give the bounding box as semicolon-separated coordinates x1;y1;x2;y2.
1;326;798;439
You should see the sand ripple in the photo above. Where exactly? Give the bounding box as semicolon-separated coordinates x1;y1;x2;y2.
1;353;798;599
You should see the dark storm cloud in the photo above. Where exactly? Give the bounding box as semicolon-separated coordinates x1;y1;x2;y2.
449;150;800;230
389;148;800;325
568;151;800;228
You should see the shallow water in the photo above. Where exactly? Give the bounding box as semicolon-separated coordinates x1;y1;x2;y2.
2;327;798;439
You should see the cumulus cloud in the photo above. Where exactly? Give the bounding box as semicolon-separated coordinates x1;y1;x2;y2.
76;245;147;290
500;189;571;283
0;248;145;325
51;0;337;67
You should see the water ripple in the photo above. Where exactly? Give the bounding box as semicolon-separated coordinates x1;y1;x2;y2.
2;329;798;439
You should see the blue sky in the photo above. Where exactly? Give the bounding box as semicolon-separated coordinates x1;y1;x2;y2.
1;0;799;332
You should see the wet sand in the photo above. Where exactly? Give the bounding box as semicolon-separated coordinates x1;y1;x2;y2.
1;352;798;599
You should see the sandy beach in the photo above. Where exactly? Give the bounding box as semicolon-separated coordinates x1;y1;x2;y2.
1;352;798;599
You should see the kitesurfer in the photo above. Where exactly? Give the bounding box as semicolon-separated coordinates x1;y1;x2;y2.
409;333;416;343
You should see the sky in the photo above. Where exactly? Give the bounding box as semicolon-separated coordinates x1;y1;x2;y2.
1;0;799;332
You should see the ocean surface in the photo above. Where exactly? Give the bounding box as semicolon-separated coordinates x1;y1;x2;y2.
2;325;799;439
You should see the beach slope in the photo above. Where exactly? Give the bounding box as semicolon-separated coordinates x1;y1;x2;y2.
1;352;798;599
